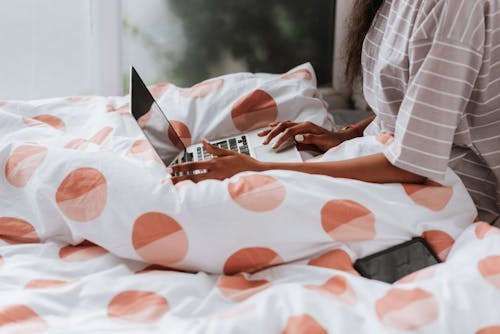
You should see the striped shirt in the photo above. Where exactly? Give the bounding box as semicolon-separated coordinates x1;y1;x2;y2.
362;0;500;225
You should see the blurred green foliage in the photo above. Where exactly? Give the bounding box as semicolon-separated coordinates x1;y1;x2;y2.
125;0;335;87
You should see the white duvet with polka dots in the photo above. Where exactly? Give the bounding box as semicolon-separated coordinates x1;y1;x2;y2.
0;65;497;333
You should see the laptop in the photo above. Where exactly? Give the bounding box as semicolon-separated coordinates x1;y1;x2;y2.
129;67;302;171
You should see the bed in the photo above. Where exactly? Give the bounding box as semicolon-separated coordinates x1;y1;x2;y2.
0;64;499;334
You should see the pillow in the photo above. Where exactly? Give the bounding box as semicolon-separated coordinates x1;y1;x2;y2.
138;63;335;163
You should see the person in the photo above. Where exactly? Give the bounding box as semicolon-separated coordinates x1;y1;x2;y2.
171;0;500;226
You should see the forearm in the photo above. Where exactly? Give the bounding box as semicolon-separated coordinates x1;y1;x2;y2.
258;152;426;184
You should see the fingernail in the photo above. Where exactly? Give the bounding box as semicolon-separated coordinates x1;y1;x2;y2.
166;167;173;174
295;134;304;142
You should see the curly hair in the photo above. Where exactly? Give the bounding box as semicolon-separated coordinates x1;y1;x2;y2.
344;0;384;86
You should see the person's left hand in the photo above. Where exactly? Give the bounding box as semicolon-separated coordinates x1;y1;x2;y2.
170;139;264;184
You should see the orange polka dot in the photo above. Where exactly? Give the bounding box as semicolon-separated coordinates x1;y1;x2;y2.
55;168;107;222
403;180;453;211
64;138;88;150
5;144;48;187
127;139;162;163
107;104;131;116
223;247;283;275
66;96;90;103
0;256;3;266
375;133;394;145
0;305;47;333
0;100;6;107
135;264;175;275
132;212;188;266
282;314;327;334
478;256;500;289
396;266;437;284
168;120;192;149
0;217;40;244
421;230;454;261
89;127;113;145
477;326;500;334
108;290;169;323
475;222;500;240
376;288;439;330
228;174;286;212
281;69;313;81
180;79;223;98
308;249;357;274
321;200;376;241
231;90;278;132
28;115;66;130
58;240;108;262
305;275;357;305
25;279;70;289
148;83;171;98
216;274;270;302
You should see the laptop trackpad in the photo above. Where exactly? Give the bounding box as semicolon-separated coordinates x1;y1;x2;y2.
253;145;299;162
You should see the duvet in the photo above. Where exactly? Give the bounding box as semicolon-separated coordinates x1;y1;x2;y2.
0;64;496;333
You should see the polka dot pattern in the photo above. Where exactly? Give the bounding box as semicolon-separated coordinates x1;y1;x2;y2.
5;144;48;187
305;275;357;305
478;256;500;289
148;83;171;98
25;114;66;131
58;240;108;262
55;168;107;222
0;217;40;244
228;174;286;212
308;249;357;274
403;181;453;212
475;222;500;240
127;139;162;163
89;127;113;145
64;138;88;150
281;69;313;81
180;79;223;98
421;230;454;261
231;90;278;131
477;326;500;334
0;305;47;333
282;314;327;334
396;266;436;284
0;100;6;107
168;120;192;148
216;274;270;302
375;133;394;145
223;247;283;275
375;288;439;330
107;290;169;323
137;108;153;129
321;200;376;241
132;212;189;266
25;279;70;289
65;96;90;103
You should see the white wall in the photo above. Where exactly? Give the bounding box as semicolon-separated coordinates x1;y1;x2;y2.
0;0;121;100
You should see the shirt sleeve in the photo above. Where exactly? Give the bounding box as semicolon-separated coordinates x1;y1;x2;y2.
384;2;485;181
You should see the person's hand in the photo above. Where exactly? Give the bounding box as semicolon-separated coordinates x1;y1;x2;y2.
258;121;356;153
170;139;264;184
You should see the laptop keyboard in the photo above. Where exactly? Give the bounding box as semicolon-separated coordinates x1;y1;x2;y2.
171;135;249;170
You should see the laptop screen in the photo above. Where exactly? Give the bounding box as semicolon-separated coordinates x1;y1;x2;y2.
130;67;186;165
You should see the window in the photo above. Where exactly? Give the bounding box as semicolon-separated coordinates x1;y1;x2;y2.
122;0;335;91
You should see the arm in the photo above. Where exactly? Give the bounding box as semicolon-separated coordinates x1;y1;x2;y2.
171;140;426;184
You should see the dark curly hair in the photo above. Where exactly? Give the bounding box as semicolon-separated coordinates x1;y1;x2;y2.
344;0;384;86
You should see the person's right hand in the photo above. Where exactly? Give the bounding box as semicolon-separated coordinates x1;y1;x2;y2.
258;121;357;154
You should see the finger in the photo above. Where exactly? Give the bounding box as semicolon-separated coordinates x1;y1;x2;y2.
295;133;326;146
272;125;303;149
263;121;294;145
257;128;272;137
202;139;235;157
171;161;211;173
171;172;208;184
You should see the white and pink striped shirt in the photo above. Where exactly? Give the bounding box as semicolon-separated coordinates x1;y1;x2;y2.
363;0;500;225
